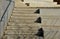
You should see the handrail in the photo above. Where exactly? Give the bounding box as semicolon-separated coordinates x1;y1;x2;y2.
0;1;11;22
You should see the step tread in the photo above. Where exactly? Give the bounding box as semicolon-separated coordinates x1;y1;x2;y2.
12;14;38;17
10;16;37;20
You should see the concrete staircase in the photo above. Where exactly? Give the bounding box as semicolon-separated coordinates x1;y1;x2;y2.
2;0;60;39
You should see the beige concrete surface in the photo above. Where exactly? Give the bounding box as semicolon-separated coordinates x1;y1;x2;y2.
2;0;60;39
24;0;60;7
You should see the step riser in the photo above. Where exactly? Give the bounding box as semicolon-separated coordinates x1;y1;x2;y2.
8;22;37;25
12;14;38;17
8;23;41;26
9;21;35;24
7;23;60;27
14;7;38;10
13;9;37;11
7;26;39;29
13;10;35;11
9;20;35;22
13;11;35;13
10;17;37;20
7;26;60;30
14;9;37;11
12;12;36;14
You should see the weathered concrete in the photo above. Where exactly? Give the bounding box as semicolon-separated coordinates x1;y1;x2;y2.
2;0;60;39
24;0;60;7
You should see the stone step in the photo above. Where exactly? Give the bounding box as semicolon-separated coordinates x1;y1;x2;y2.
9;16;60;27
12;12;37;14
5;31;51;35
7;22;41;26
15;1;27;7
3;0;60;39
5;28;53;35
7;23;60;27
7;23;40;28
3;34;38;39
7;22;60;29
13;10;36;11
6;26;39;29
24;0;54;3
12;13;39;16
5;29;58;38
24;1;56;4
12;13;60;19
10;16;60;26
11;13;60;18
3;32;59;39
8;21;40;26
7;26;58;30
9;20;54;26
14;7;38;10
13;9;36;12
12;14;39;17
9;19;37;22
6;25;59;31
14;7;38;11
29;2;57;7
5;28;39;34
8;21;36;24
5;31;50;36
14;8;37;11
9;20;36;23
24;1;57;4
13;10;36;13
10;16;38;20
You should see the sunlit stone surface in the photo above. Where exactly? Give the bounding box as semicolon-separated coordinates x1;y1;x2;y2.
2;0;60;39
